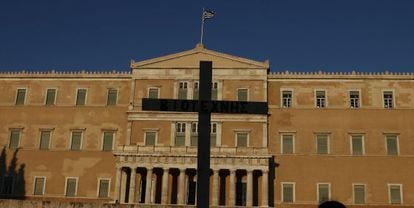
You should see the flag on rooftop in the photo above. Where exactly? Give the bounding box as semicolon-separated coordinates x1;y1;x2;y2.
202;9;215;20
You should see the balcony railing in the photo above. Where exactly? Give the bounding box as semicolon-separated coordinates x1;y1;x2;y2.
115;145;268;155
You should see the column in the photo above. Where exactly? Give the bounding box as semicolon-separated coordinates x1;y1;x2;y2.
261;170;269;207
120;169;127;203
161;168;169;204
246;169;253;207
177;168;186;205
212;169;220;206
145;168;153;204
114;166;122;202
229;169;236;206
128;167;137;203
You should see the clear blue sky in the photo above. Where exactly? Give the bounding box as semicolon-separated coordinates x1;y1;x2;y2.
1;0;413;72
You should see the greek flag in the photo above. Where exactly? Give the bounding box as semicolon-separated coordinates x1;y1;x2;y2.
203;9;215;20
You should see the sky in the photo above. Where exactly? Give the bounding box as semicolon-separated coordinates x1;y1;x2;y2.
0;0;414;72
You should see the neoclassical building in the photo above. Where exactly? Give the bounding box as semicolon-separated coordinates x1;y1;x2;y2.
1;44;414;207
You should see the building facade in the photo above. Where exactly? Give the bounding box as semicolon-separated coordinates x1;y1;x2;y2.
0;44;413;207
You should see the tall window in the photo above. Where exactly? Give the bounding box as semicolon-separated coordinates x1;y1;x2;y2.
76;89;87;106
9;130;20;149
193;81;218;100
148;88;159;99
33;177;46;195
102;132;114;151
107;88;118;106
282;183;295;203
351;135;364;155
211;123;217;146
193;82;199;100
383;91;394;109
282;90;292;108
237;88;248;101
98;179;110;198
349;91;360;108
388;184;402;204
353;184;366;204
281;134;294;154
15;89;26;105
45;89;56;105
178;81;188;99
386;135;398;155
316;134;329;154
190;122;198;146
175;122;186;146
318;183;330;203
65;178;77;197
145;131;156;146
70;131;82;151
212;82;218;100
39;130;51;150
315;90;326;108
236;132;248;147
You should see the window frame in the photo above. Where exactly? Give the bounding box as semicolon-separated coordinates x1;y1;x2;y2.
317;183;331;203
64;177;78;197
237;88;249;101
382;90;395;109
177;81;189;99
315;89;327;108
281;182;295;203
75;88;88;106
15;88;27;105
348;89;361;108
8;129;21;149
388;183;403;204
235;132;249;147
316;134;330;155
350;134;365;155
147;87;160;99
39;130;52;150
174;122;186;146
144;131;157;146
385;134;399;156
33;176;46;196
97;178;111;198
102;131;115;151
45;88;57;106
69;130;83;151
352;183;366;204
280;89;293;108
281;134;295;154
106;88;118;106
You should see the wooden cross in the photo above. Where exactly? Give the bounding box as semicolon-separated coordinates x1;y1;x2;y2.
142;61;268;208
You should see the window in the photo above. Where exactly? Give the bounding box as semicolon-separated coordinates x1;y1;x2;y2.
145;131;156;146
178;81;188;99
281;134;294;154
9;130;20;149
316;134;329;154
175;122;186;146
318;183;330;203
107;88;118;106
193;81;218;100
148;88;159;99
212;82;218;100
70;131;82;151
281;90;292;108
193;82;199;100
33;177;46;195
315;90;326;108
65;178;77;197
190;122;198;146
388;184;402;204
15;89;26;105
1;176;14;194
237;88;248;101
102;132;114;151
383;91;394;109
351;135;364;155
211;123;217;146
386;135;398;155
98;179;110;198
349;91;360;108
353;184;365;204
45;89;56;105
39;131;51;150
282;183;295;203
236;132;248;147
76;89;87;106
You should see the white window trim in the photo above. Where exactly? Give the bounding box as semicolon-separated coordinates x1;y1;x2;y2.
350;134;365;155
39;130;52;150
15;88;28;105
385;134;400;156
144;131;158;146
348;89;362;108
75;88;88;106
32;176;46;195
317;183;331;203
314;89;327;108
64;177;78;197
177;81;189;99
44;88;58;105
280;134;295;154
9;129;21;149
147;87;160;99
96;178;111;198
237;88;249;101
315;134;330;154
106;88;119;105
280;88;294;108
101;131;116;151
388;183;403;204
69;130;83;150
352;183;366;204
235;131;250;147
382;89;396;109
281;182;296;203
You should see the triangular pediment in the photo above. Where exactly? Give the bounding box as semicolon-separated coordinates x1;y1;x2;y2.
131;44;269;69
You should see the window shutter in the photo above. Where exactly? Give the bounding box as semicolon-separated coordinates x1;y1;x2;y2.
211;82;218;100
103;132;114;151
148;88;159;99
210;134;216;147
317;135;328;154
387;136;398;155
390;185;401;204
66;179;76;197
145;132;156;146
352;136;363;155
238;89;248;101
9;131;20;149
354;185;365;204
76;89;86;106
237;133;248;147
283;184;294;202
16;89;26;105
71;132;82;150
107;89;117;105
282;135;293;154
34;178;45;195
178;82;188;99
175;134;185;146
193;82;199;100
46;89;56;105
40;131;51;150
318;184;330;203
98;180;110;198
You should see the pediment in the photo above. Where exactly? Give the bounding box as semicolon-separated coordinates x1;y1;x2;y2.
132;44;269;69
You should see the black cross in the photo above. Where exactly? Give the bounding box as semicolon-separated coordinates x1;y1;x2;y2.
142;61;268;208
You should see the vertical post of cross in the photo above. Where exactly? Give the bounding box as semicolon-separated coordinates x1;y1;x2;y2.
197;61;212;208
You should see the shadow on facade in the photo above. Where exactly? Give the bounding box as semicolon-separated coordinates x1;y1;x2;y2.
0;146;26;199
269;156;278;207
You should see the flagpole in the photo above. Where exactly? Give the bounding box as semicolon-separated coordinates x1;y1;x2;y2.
200;8;205;45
